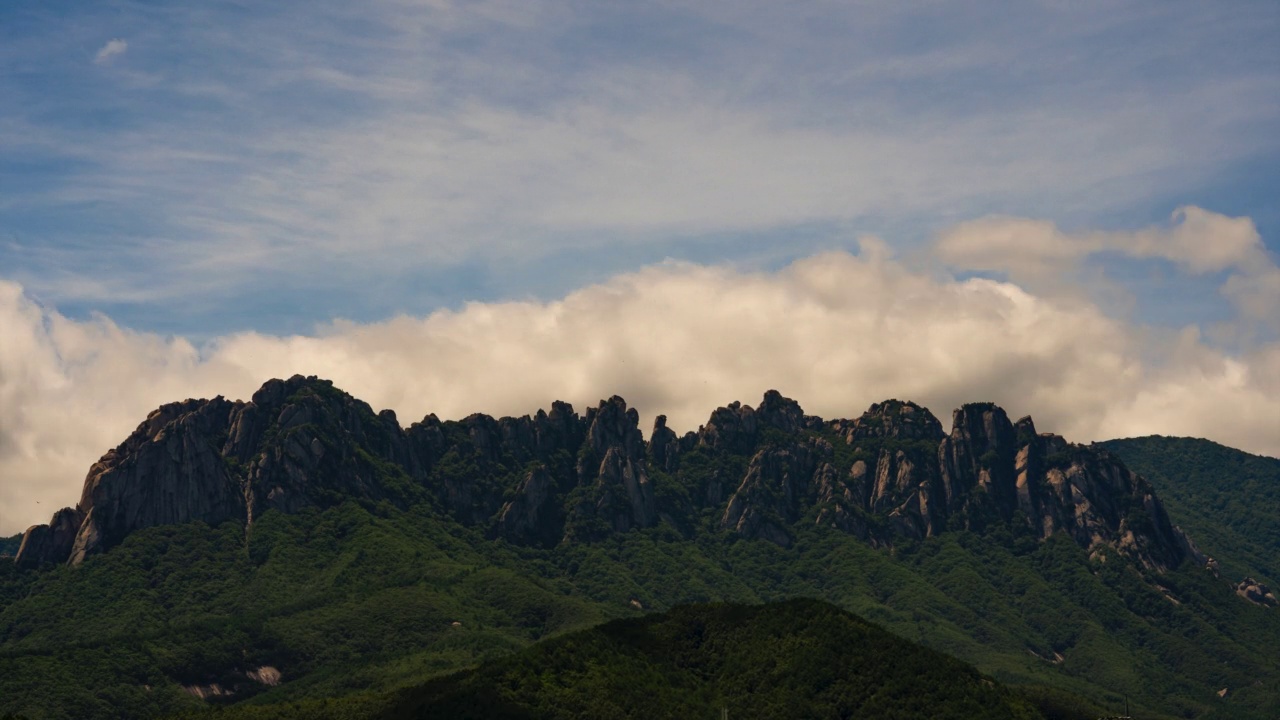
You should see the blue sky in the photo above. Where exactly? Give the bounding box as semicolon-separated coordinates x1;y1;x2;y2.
2;0;1278;337
3;1;1280;530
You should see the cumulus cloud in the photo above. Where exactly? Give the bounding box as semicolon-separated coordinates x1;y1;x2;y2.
936;206;1280;328
3;244;1279;535
93;39;128;65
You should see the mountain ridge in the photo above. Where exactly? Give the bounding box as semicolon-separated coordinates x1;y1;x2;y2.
4;411;1278;718
16;375;1203;574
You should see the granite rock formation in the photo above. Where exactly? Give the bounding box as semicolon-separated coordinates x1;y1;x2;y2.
15;376;1203;573
1236;578;1278;606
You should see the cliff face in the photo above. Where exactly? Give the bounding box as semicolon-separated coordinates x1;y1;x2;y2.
14;377;1202;572
15;377;390;567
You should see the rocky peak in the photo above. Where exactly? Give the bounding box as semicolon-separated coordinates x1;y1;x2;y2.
15;375;411;567
534;400;586;456
563;396;657;540
835;399;945;443
1014;415;1036;442
697;391;810;455
756;390;805;434
69;395;243;565
250;374;327;409
649;415;680;473
582;396;644;461
938;403;1019;518
13;380;1206;576
14;507;84;568
949;403;1018;460
698;401;758;455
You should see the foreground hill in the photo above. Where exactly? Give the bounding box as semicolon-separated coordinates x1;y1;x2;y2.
387;599;1045;720
2;377;1277;718
165;600;1068;720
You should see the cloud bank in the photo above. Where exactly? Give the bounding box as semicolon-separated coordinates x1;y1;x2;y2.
3;238;1277;534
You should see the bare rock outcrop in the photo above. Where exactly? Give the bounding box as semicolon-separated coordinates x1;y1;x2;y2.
705;394;1200;571
14;507;84;568
1236;578;1278;606
564;396;658;539
823;400;947;539
17;376;414;566
648;415;681;473
720;440;826;547
13;380;1203;574
68;397;243;565
495;465;562;547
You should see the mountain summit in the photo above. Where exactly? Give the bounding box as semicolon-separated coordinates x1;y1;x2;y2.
16;376;1202;571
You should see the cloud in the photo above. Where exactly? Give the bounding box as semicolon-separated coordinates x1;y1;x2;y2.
1127;207;1269;273
93;39;128;65
935;207;1280;329
6;0;1278;319
3;242;1278;535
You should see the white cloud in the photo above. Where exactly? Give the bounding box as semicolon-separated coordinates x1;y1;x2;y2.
3;241;1278;535
93;39;128;65
933;216;1098;283
936;207;1280;329
1128;206;1268;273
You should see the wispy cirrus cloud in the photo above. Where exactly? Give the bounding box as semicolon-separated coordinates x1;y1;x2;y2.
92;38;127;65
1;1;1277;334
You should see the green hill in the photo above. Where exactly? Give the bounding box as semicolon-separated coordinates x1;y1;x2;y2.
1099;437;1280;586
385;599;1043;720
3;500;1275;719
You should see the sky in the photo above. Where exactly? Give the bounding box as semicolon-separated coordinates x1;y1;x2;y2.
1;0;1279;534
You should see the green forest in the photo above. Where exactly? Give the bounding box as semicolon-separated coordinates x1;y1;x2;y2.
2;489;1277;717
2;413;1278;719
1100;437;1280;586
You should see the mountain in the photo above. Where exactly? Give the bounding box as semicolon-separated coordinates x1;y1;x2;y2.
2;376;1277;719
15;376;1201;572
0;535;19;558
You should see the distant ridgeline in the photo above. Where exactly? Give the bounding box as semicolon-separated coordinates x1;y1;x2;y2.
17;375;1204;573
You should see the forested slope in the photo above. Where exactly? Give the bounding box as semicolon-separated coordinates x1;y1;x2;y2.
2;379;1277;719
